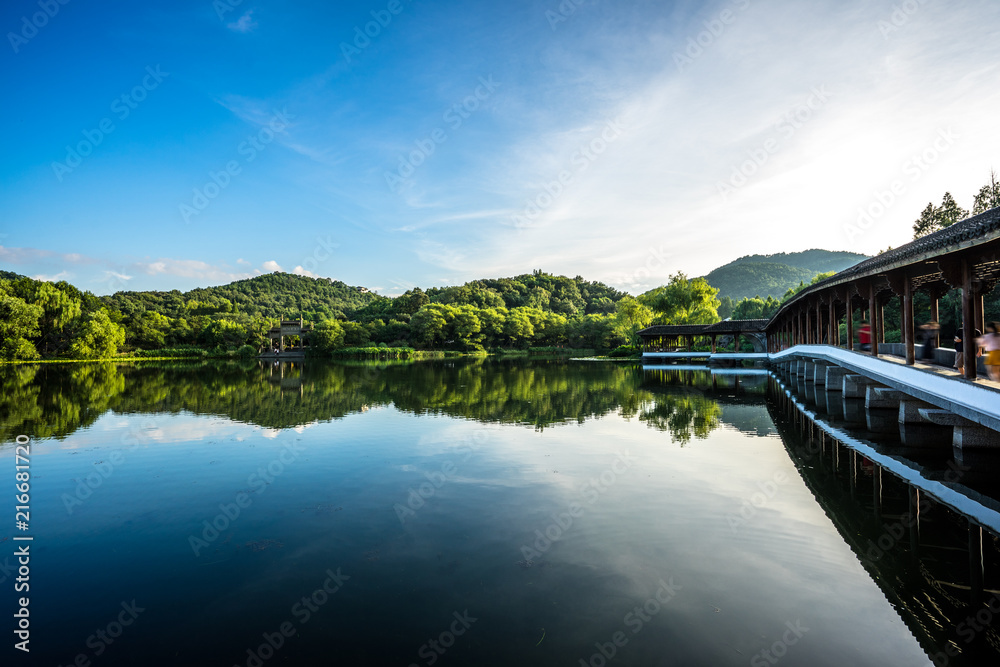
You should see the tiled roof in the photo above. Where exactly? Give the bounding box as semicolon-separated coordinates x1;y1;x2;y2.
638;319;768;336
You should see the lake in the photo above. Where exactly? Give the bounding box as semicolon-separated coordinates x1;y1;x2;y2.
3;358;998;666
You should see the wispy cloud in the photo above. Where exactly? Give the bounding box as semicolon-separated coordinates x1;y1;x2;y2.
227;10;257;33
33;270;71;282
139;258;258;282
0;245;101;266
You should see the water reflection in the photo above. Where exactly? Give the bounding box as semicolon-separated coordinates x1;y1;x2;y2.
4;359;1000;664
0;358;753;444
769;374;1000;666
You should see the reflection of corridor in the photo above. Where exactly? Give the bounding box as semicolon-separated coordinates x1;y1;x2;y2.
767;375;1000;665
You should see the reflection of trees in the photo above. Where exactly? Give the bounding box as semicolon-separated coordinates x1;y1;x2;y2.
638;392;723;444
0;359;735;444
0;363;124;442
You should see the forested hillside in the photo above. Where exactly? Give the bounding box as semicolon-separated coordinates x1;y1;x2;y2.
703;250;867;301
101;272;378;323
0;256;875;361
0;270;635;360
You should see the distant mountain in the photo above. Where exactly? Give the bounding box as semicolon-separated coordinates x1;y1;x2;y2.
703;250;868;301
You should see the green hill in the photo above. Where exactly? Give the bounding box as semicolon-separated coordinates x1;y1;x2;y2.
100;272;379;323
703;250;867;301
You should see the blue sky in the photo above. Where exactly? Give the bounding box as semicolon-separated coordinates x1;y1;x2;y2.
2;0;1000;296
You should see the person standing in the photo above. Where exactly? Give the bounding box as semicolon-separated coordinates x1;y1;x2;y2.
858;321;871;351
955;327;965;370
955;326;983;374
920;321;940;361
978;322;1000;381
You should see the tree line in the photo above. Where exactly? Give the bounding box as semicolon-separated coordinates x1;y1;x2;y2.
4;262;853;360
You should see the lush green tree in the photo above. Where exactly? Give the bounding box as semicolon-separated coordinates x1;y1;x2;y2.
640;273;720;325
503;308;534;347
913;192;970;239
478;308;507;348
566;314;620;349
69;310;126;359
131;311;171;349
717;296;734;320
341;321;371;346
0;285;43;360
450;305;484;350
313;320;346;352
912;203;939;239
198;319;248;348
410;304;450;348
972;170;1000;216
615;296;653;346
394;288;430;315
587;296;617;315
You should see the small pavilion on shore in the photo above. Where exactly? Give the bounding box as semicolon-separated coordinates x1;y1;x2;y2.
262;317;314;355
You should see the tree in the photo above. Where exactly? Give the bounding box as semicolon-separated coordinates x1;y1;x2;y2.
912;203;938;239
972;170;1000;216
732;295;781;320
937;192;968;228
313;320;346;352
717;296;734;320
0;286;43;360
503;308;534;347
615;297;653;346
478;308;506;348
450;305;483;350
913;192;969;239
410;304;449;348
69;310;126;359
640;273;720;325
341;321;371;346
394;288;429;316
131;311;171;349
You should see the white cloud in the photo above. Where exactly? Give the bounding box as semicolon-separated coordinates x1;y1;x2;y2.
237;258;250;266
33;271;71;282
395;0;1000;292
292;265;317;278
262;260;282;272
133;258;255;283
227;10;257;33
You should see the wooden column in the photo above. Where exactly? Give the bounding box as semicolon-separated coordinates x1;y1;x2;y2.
963;259;977;380
976;292;985;333
903;277;914;365
711;335;717;353
930;296;940;347
869;283;879;357
828;299;836;346
846;295;854;351
878;304;885;344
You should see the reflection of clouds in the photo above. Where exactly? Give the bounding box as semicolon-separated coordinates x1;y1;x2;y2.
260;422;318;439
50;414;261;451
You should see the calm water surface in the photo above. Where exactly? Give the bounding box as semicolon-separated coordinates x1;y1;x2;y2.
2;358;997;665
